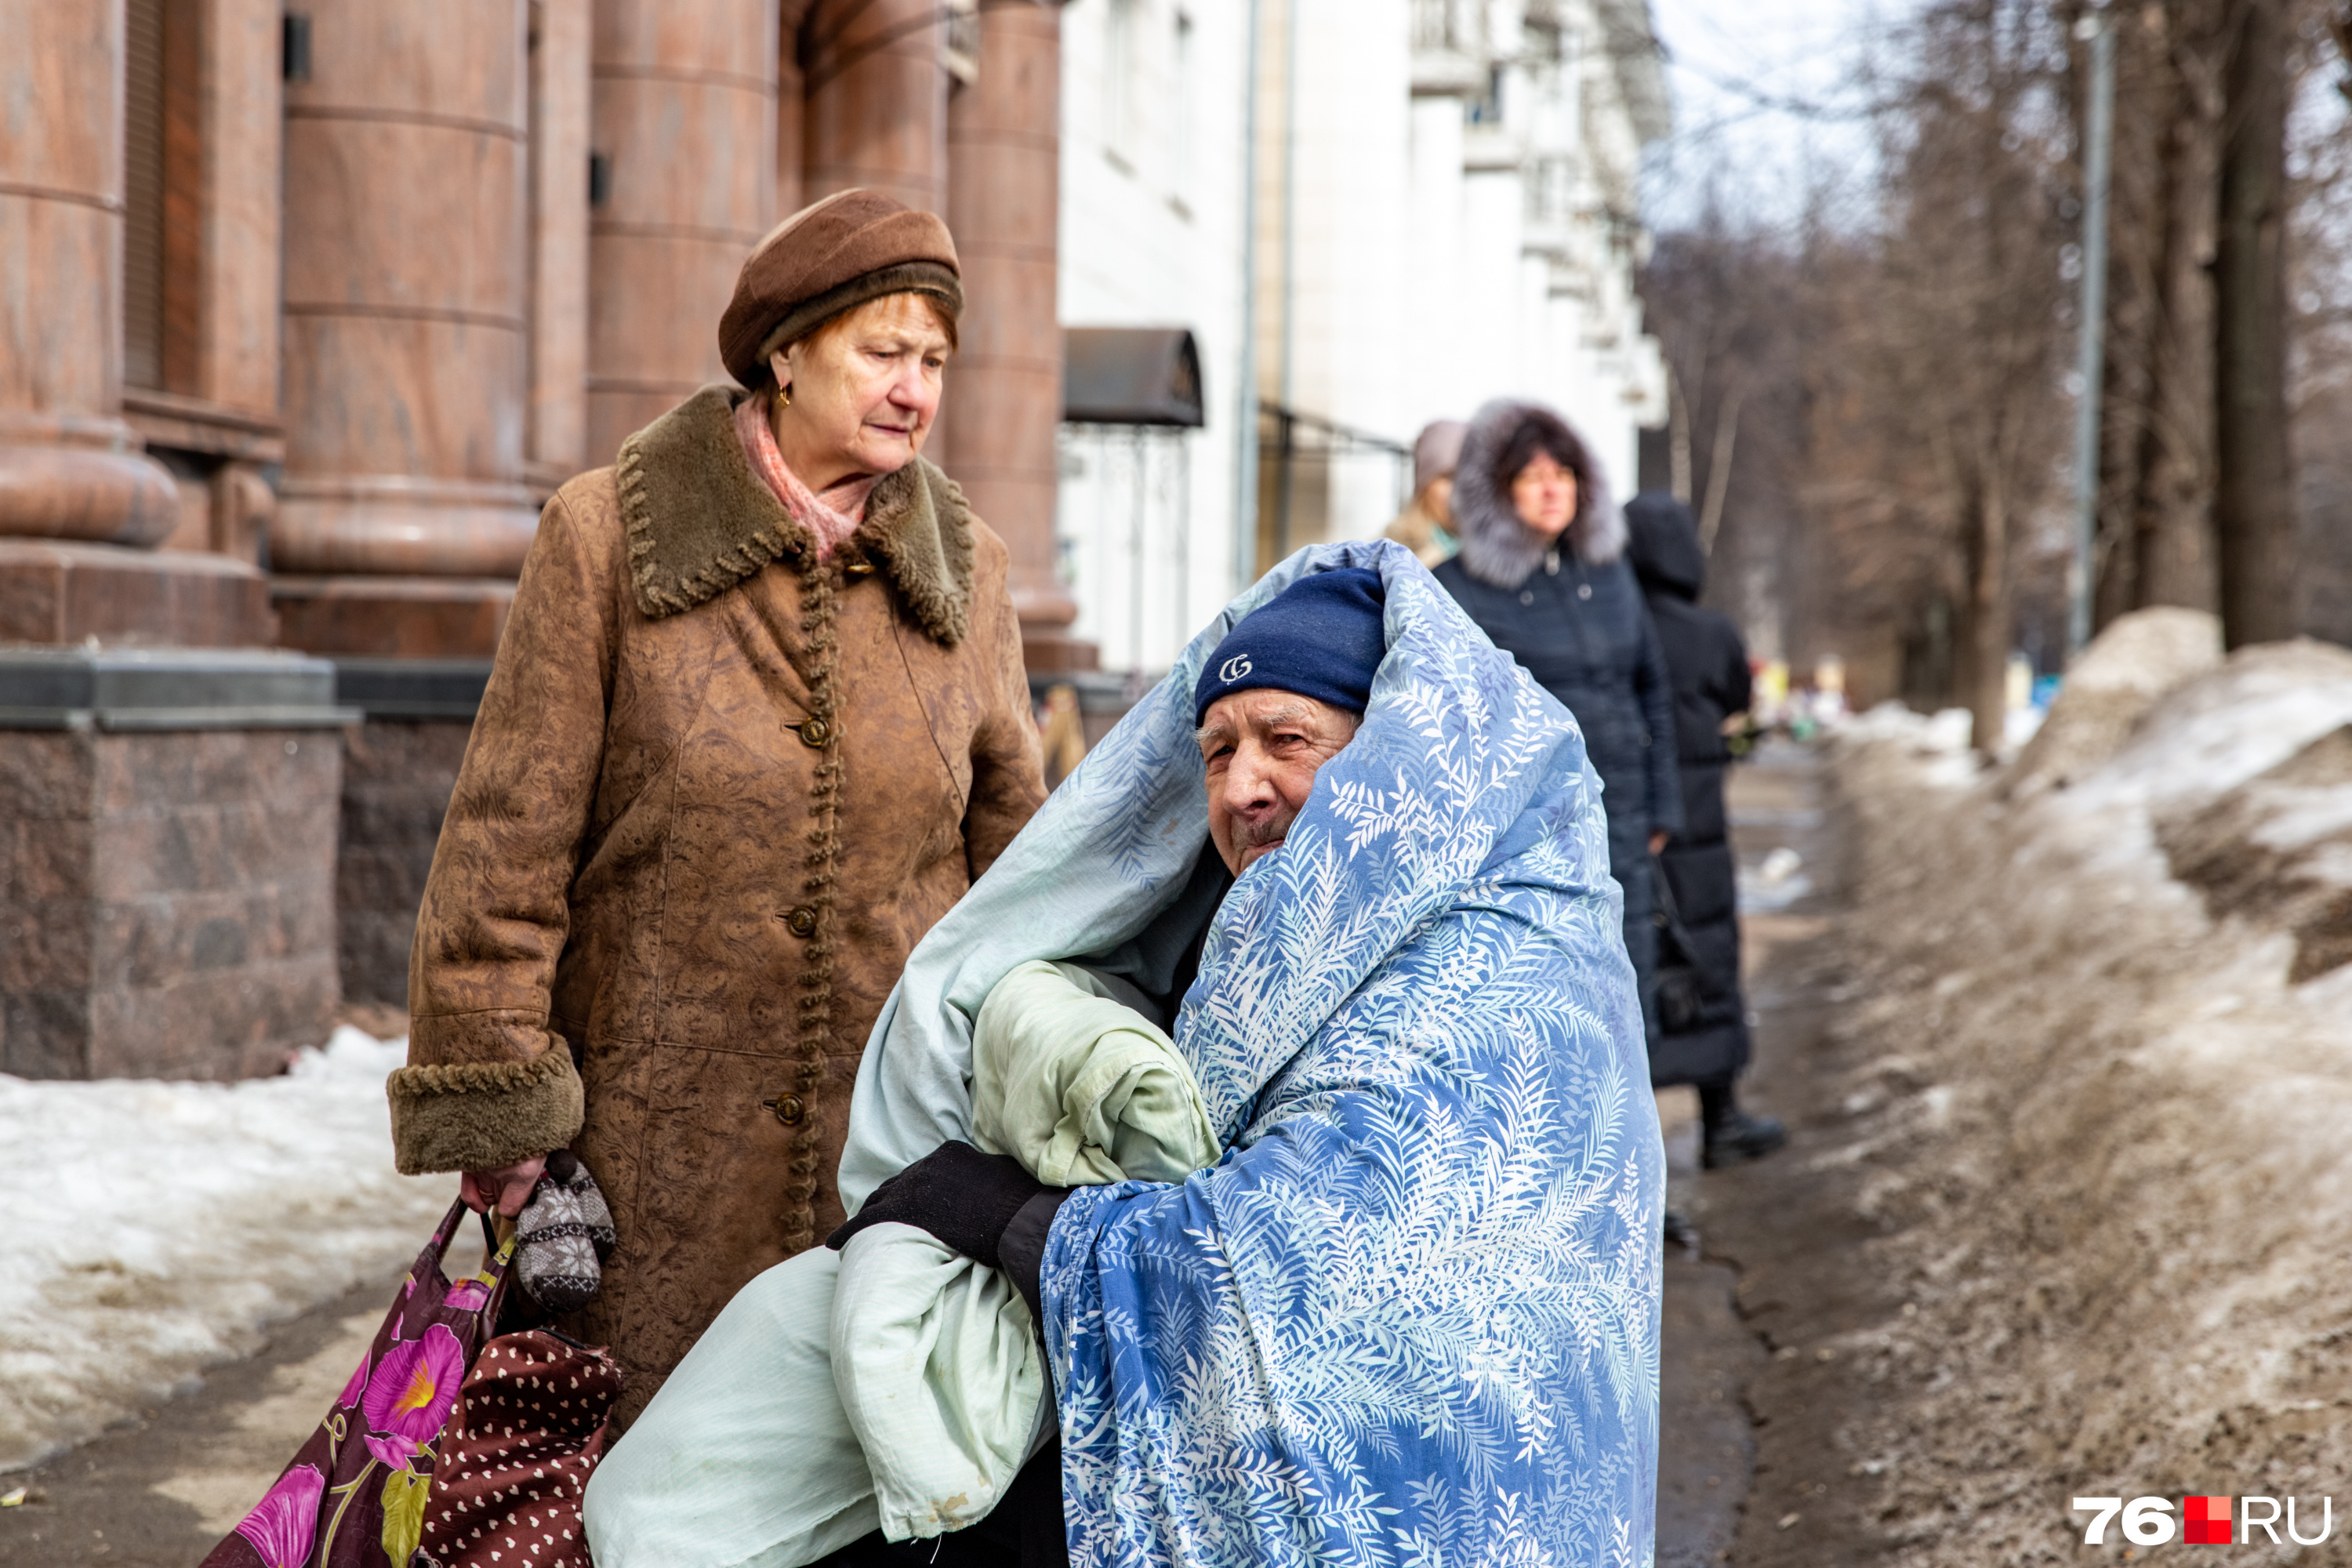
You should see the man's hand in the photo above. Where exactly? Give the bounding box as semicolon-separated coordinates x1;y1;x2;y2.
827;1141;1047;1269
1649;829;1670;855
462;1155;549;1219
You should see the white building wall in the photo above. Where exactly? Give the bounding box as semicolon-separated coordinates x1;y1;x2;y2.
1056;0;1254;670
1053;0;1670;673
1383;0;1668;519
1304;0;1414;544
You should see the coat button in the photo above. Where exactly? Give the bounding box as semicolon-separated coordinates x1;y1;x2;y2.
1577;583;1592;601
1519;590;1535;606
783;905;818;938
796;717;831;747
763;1094;805;1126
844;560;877;577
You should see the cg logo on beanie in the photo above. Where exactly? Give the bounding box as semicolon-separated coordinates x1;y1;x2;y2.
1192;565;1386;726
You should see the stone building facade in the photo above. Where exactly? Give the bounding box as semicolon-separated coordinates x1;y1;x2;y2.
0;0;1069;1074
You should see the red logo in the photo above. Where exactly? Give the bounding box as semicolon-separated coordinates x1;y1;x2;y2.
2184;1496;2233;1544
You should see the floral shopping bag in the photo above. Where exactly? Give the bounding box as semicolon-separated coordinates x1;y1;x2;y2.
200;1200;513;1568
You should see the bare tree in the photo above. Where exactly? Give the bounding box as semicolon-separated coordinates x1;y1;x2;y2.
2215;0;2299;645
2082;0;2312;644
1638;0;2335;729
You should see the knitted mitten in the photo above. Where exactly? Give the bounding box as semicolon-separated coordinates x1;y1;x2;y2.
514;1149;616;1313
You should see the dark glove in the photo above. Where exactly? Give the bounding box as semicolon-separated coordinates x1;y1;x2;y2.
997;1188;1069;1319
826;1140;1054;1271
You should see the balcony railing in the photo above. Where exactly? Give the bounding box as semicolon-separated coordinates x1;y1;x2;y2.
1411;0;1490;57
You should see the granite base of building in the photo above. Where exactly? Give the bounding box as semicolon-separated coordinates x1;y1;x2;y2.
331;660;492;1006
0;726;346;1080
1029;668;1151;747
0;649;356;1080
338;719;473;1006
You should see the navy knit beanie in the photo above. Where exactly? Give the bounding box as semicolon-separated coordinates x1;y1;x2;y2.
1193;568;1388;726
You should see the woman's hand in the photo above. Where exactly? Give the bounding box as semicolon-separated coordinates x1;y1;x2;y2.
461;1156;549;1219
1650;829;1671;855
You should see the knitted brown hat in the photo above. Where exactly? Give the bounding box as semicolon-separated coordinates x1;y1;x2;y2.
718;189;963;386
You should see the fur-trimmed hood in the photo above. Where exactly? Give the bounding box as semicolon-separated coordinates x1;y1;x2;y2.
1449;397;1626;588
615;385;975;644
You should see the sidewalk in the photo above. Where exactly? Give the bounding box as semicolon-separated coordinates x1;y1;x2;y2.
1654;740;1838;1568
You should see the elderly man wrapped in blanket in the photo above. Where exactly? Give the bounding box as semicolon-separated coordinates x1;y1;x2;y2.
586;543;1665;1568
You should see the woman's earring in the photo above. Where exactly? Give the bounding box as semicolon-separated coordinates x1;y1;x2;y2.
779;383;791;409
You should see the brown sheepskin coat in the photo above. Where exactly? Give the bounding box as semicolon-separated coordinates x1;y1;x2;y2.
387;386;1046;1420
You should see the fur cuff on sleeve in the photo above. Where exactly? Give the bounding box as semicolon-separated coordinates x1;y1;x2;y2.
387;1047;586;1174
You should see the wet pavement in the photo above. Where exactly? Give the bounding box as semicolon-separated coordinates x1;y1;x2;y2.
1654;740;1842;1567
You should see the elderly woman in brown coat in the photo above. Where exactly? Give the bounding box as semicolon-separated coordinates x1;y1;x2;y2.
384;190;1047;1421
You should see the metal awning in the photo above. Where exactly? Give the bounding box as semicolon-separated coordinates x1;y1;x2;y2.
1062;327;1205;427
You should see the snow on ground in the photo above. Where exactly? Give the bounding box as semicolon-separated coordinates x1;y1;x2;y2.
1808;627;2352;1561
0;1028;459;1472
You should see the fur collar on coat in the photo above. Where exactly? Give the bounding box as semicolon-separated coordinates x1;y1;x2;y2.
1449;397;1626;588
615;385;976;644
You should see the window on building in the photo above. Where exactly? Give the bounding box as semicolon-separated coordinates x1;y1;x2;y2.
1466;63;1504;126
122;0;205;395
123;0;168;389
1171;9;1193;211
1106;0;1139;169
943;0;980;88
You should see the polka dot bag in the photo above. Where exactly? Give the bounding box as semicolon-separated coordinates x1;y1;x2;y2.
411;1325;623;1568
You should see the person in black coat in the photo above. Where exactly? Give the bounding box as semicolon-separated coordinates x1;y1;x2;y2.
1435;401;1682;1037
1623;492;1785;1167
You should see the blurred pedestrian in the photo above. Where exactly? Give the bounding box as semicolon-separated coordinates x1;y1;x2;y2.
1039;681;1089;786
387;188;1047;1428
1383;419;1468;566
1625;492;1785;1167
1435;399;1682;1036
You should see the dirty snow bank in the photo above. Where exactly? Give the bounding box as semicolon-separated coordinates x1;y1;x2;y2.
1813;631;2352;1563
0;1028;458;1472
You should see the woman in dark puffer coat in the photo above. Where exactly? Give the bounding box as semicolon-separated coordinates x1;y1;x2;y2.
1434;400;1681;1035
1624;492;1784;1167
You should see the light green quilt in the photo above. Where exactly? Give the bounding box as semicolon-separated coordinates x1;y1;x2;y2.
584;961;1219;1566
834;960;1219;1541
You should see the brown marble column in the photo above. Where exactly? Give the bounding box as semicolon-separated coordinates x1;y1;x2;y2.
270;0;539;655
942;0;1083;667
584;0;779;468
800;0;949;216
0;0;271;644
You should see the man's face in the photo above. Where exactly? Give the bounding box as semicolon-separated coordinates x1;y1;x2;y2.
1196;690;1360;876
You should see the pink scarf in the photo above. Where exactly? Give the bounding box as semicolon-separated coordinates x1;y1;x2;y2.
733;394;879;561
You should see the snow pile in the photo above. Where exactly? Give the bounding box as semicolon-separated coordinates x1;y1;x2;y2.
0;1028;458;1472
2008;605;2223;797
1838;701;1980;787
1809;630;2352;1562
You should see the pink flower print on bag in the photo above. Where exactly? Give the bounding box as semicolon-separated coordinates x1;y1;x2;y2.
197;1200;514;1568
361;1323;466;1469
230;1464;325;1568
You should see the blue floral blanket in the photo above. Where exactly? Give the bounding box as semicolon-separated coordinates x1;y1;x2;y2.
840;541;1663;1568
